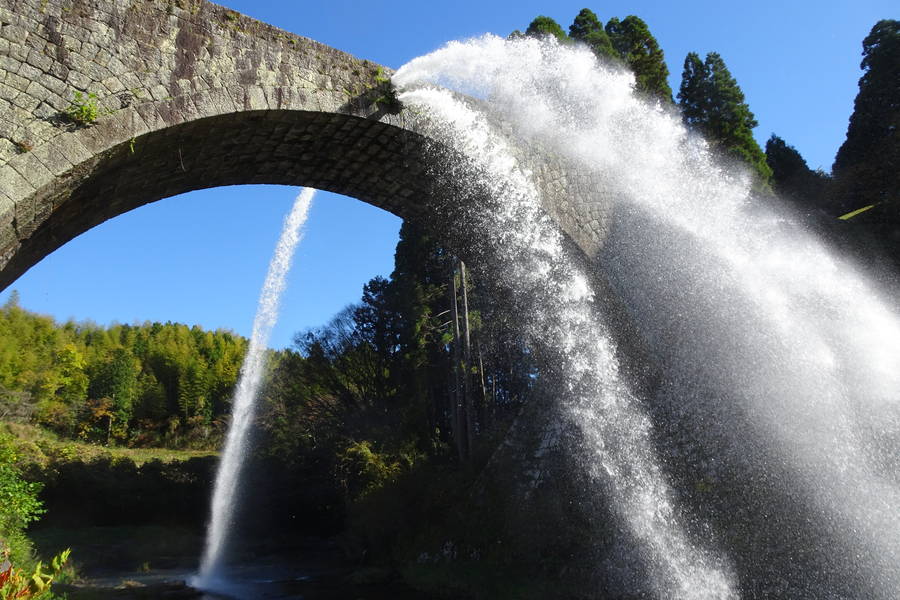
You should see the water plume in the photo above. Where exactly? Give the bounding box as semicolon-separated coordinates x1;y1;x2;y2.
193;187;315;591
395;34;900;598
396;38;737;600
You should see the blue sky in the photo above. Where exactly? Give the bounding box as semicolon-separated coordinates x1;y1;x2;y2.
1;0;894;349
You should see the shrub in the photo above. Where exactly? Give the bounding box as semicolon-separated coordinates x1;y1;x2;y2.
0;433;44;565
63;91;100;126
337;440;400;500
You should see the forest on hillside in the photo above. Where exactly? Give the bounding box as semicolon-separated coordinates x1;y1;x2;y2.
0;9;897;600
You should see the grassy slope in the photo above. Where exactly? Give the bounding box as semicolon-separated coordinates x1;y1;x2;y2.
0;421;217;467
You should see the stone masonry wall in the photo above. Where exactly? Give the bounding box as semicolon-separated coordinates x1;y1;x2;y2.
0;0;611;289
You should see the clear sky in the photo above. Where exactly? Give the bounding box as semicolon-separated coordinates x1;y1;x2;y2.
1;0;894;349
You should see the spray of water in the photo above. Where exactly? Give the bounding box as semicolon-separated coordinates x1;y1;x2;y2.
396;39;737;600
395;35;900;598
193;187;315;590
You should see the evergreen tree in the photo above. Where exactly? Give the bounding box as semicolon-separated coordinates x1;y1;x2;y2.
678;52;707;125
525;16;569;44
765;134;830;208
832;19;899;252
678;51;772;186
569;8;617;61
605;16;672;102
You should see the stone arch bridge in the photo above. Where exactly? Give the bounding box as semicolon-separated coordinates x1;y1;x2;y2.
0;0;611;289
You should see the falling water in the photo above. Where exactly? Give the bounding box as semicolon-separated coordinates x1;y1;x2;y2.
193;187;315;590
395;40;736;599
394;35;900;598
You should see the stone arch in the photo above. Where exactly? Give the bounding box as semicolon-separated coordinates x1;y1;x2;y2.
0;0;610;290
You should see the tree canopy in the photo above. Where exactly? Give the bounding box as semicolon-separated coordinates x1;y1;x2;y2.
525;16;569;44
0;297;247;448
828;19;900;263
605;16;672;102
678;51;772;186
569;9;617;61
832;20;899;214
515;11;671;103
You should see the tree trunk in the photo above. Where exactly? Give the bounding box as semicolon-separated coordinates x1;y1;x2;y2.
459;260;474;459
476;337;488;429
450;266;466;461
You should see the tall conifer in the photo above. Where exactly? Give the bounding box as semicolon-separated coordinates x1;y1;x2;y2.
678;51;771;186
831;19;899;261
605;16;672;102
569;9;617;61
832;20;899;212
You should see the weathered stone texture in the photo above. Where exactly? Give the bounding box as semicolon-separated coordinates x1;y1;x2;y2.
0;0;611;289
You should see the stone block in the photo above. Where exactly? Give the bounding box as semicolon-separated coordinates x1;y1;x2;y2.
30;142;71;176
66;70;91;91
13;152;54;189
0;164;35;202
0;222;17;252
0;138;16;164
52;133;92;166
5;72;29;93
0;25;27;45
25;48;53;72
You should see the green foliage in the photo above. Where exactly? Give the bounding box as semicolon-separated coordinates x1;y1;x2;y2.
337;440;401;500
517;10;673;104
89;348;140;442
374;66;390;86
0;433;44;568
525;16;569;44
678;51;772;187
568;8;617;62
605;16;672;102
372;66;402;114
0;302;247;449
63;91;100;126
833;19;900;183
0;434;43;530
262;221;462;466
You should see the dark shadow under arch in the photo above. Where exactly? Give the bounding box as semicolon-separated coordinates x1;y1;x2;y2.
3;110;441;290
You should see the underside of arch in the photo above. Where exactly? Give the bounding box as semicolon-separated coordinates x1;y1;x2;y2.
1;110;440;290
